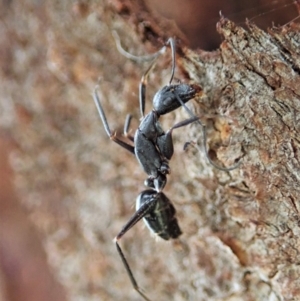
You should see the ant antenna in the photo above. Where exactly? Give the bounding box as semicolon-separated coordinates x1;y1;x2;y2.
166;38;176;85
137;37;177;117
112;30;167;62
139;56;161;117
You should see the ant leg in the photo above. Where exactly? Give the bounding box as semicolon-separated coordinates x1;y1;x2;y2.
174;93;241;171
171;116;199;130
115;192;157;241
123;114;134;142
93;87;135;154
157;116;199;160
114;194;158;301
115;242;152;301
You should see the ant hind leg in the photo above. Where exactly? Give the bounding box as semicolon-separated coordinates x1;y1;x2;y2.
115;241;152;301
113;195;158;301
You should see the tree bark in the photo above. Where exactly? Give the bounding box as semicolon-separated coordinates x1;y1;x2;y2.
0;1;299;301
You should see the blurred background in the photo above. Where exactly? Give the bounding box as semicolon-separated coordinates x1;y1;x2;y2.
146;0;299;48
0;0;299;300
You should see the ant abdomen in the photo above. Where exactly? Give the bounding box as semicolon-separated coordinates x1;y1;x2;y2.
136;190;182;240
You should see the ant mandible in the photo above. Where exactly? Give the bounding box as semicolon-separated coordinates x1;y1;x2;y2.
93;32;240;301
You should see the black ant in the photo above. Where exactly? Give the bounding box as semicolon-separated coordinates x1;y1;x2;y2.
93;33;240;301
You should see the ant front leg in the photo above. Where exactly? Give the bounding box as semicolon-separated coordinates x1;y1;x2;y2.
93;87;135;154
157;116;200;160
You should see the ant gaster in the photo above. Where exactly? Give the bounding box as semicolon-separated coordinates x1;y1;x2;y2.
93;33;240;301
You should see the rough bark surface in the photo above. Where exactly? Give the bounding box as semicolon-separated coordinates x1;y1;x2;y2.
0;1;299;301
181;17;300;301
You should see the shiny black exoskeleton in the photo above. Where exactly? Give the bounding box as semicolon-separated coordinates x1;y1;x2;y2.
136;190;182;240
93;35;240;301
134;83;201;191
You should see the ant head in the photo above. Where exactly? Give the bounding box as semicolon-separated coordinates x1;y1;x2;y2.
153;83;202;115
